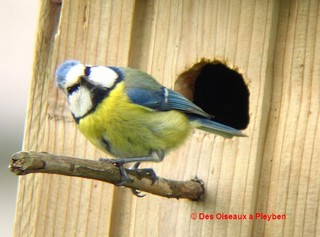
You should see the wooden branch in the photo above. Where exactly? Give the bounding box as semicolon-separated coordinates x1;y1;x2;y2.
9;151;204;201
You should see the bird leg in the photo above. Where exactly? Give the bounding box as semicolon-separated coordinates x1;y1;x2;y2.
99;150;164;196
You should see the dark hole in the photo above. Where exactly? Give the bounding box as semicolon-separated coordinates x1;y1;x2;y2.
175;60;250;130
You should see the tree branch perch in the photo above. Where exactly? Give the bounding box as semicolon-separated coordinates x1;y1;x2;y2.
9;151;205;201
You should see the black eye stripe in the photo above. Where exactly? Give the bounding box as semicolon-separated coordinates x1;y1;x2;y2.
67;83;80;94
84;66;91;76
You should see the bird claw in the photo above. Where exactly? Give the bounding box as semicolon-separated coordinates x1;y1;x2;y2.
134;168;158;184
131;188;146;197
99;159;158;197
128;165;158;197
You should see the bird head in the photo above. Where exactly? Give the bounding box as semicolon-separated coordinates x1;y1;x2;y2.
55;60;120;120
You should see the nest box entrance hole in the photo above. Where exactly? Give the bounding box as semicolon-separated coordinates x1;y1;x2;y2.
174;59;250;130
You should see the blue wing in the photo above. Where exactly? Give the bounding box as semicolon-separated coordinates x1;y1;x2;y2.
165;88;211;118
118;67;209;117
126;87;210;118
126;87;170;111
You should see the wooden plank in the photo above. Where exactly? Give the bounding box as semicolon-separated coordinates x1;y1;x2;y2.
255;0;320;236
49;1;137;236
13;1;61;236
111;0;279;236
14;1;137;237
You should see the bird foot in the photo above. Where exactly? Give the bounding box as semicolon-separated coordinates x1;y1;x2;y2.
133;168;158;185
99;158;158;197
99;158;133;185
127;163;158;197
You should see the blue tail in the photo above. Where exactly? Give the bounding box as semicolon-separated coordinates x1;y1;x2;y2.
188;116;247;138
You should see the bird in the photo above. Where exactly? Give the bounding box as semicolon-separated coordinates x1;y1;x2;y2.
55;60;246;195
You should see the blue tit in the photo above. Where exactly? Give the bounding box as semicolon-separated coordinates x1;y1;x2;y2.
55;60;246;187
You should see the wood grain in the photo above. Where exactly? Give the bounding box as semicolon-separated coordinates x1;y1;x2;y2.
255;0;320;236
13;0;320;236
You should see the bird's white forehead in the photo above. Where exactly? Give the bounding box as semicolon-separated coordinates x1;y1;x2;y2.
65;64;85;88
88;66;118;88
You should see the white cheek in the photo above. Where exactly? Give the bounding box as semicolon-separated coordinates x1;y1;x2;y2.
68;87;93;118
88;66;118;88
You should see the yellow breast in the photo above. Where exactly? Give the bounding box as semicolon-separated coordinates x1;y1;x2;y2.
77;82;191;158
